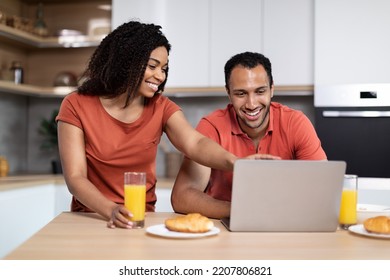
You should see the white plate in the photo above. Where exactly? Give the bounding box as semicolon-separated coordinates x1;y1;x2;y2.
348;224;390;239
146;224;220;239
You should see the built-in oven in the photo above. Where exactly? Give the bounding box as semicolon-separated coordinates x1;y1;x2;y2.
314;84;390;178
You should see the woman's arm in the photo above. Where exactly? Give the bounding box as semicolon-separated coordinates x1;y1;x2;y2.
165;111;279;170
164;111;237;171
57;121;132;228
167;111;280;218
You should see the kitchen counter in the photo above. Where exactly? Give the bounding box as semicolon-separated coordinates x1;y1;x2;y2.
2;174;388;200
0;174;174;190
1;175;389;207
0;174;65;191
358;177;390;190
5;211;390;260
2;174;388;189
0;175;175;258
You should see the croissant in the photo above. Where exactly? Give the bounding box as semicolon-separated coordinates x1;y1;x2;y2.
165;213;214;233
363;216;390;234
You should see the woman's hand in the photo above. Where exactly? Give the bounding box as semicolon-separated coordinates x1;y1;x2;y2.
107;205;134;229
244;154;281;160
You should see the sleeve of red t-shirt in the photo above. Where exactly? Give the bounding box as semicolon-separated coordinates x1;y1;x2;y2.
289;112;327;160
196;118;220;143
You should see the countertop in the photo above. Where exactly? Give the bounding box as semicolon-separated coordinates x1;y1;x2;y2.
5;212;390;260
0;174;175;190
2;174;389;191
0;174;65;191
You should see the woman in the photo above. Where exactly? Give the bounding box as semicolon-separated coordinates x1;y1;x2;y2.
57;21;262;229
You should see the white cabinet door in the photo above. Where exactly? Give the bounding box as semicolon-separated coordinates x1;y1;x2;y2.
0;184;55;258
263;0;314;86
163;0;210;87
112;0;263;87
112;0;210;87
113;0;313;88
315;0;390;85
155;188;173;212
0;181;72;258
209;0;263;86
54;183;72;216
112;0;167;28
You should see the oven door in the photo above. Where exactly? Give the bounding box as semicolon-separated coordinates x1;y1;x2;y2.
315;107;390;178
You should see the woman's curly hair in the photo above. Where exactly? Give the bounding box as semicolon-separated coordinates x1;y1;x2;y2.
78;20;171;107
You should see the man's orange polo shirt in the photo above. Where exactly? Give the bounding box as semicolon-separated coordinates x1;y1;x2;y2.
196;102;327;202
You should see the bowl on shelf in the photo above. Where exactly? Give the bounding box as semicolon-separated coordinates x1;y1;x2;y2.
53;71;78;87
55;29;83;37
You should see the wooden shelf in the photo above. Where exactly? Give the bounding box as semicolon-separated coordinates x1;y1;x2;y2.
0;24;104;48
0;81;74;98
0;81;313;98
0;22;313;98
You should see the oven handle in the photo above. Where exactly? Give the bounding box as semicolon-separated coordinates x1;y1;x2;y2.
322;110;390;117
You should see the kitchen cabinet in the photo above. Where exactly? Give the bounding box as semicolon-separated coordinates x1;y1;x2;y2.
263;0;314;86
158;0;210;88
0;184;54;258
113;0;263;88
113;0;314;90
1;0;315;97
165;0;209;88
155;187;173;212
209;0;263;86
315;0;390;85
0;0;111;96
0;175;173;258
112;0;210;87
0;177;72;258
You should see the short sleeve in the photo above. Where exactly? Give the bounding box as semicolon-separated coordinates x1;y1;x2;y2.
56;93;83;130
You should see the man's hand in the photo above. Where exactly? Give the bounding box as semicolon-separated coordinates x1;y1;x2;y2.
244;154;281;160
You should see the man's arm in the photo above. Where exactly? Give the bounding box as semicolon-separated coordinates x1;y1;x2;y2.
171;157;231;219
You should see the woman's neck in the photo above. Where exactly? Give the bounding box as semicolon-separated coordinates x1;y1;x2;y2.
99;94;144;123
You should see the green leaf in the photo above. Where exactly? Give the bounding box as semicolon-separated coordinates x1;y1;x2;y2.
38;109;59;151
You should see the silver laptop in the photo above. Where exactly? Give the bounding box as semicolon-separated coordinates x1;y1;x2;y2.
221;160;346;232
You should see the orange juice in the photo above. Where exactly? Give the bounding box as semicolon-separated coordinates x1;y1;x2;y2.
124;184;146;222
339;189;357;225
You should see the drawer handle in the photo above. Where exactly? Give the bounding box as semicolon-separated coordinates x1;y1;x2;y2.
322;111;390;117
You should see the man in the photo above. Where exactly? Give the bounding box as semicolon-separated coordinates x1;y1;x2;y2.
171;52;326;218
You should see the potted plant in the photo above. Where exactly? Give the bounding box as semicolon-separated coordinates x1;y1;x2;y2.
38;109;62;174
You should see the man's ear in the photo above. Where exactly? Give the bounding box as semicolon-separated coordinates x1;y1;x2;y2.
270;85;274;98
225;86;232;102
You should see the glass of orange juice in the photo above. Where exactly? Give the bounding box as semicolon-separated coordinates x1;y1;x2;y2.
124;172;146;228
339;174;358;229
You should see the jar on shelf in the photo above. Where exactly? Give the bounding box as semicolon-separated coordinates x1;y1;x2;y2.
0;156;9;177
34;2;48;37
10;61;24;84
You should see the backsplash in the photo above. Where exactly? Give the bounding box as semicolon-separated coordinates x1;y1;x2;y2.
0;92;314;176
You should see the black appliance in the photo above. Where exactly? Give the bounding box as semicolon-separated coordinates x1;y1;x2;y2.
314;84;390;178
